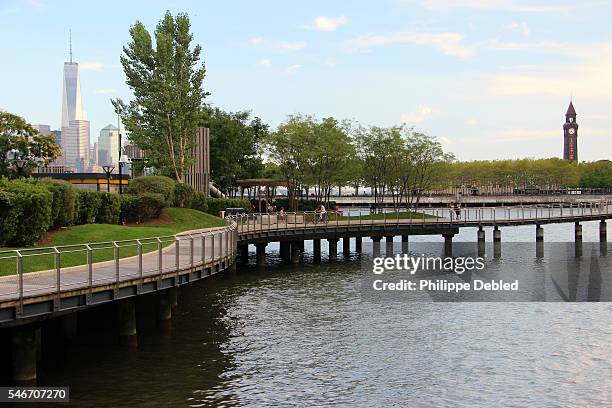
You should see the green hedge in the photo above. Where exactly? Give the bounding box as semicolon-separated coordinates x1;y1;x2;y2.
121;192;166;223
0;179;53;246
127;176;175;206
76;191;102;225
203;197;250;216
96;192;121;224
38;179;78;227
174;183;194;208
190;191;208;213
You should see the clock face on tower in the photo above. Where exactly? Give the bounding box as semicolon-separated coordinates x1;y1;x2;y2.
568;128;575;135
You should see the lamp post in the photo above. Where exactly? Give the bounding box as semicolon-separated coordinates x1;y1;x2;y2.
102;165;115;192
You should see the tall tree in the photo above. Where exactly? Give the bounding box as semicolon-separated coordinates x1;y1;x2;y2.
114;11;208;183
203;107;267;194
0;111;60;178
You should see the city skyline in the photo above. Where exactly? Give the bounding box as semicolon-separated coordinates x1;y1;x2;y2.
1;0;612;161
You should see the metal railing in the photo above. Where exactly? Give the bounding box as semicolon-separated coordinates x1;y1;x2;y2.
0;219;238;316
229;202;612;235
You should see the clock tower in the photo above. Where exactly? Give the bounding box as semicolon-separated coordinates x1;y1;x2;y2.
563;101;578;162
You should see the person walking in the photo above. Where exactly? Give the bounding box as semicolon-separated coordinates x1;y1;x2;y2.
455;202;461;220
448;202;455;220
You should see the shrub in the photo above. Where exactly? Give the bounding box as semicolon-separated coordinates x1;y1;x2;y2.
96;192;121;224
205;197;250;216
38;179;78;227
76;190;102;225
121;192;166;223
127;176;175;205
190;191;208;213
174;182;195;208
0;179;53;246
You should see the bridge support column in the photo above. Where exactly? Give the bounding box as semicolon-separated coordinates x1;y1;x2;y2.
401;235;409;253
239;244;249;265
493;226;501;243
385;236;394;255
158;290;173;332
477;227;485;243
61;313;78;341
355;237;362;253
170;287;178;313
343;238;350;257
11;326;39;386
256;243;267;267
290;241;301;264
575;222;583;242
600;220;607;242
313;239;321;263
443;234;454;257
328;238;339;262
118;299;137;348
280;242;291;264
536;225;544;243
371;236;382;257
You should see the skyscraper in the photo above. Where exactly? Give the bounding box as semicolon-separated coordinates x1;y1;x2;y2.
98;124;119;166
60;32;90;169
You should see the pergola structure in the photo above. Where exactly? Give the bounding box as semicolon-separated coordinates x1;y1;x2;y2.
237;178;292;212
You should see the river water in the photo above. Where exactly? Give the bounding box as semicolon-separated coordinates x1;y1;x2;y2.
41;219;611;407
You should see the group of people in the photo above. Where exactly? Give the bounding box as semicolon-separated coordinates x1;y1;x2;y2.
316;204;343;221
448;201;462;220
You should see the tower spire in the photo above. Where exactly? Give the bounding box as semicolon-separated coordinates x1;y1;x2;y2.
69;29;72;63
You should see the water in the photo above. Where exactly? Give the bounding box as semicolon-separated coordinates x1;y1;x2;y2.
40;220;611;406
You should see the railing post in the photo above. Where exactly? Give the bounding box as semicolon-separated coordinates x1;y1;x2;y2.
16;250;23;317
226;229;230;257
136;240;143;290
211;231;216;261
86;244;93;303
175;238;180;271
189;235;194;270
157;237;163;281
201;234;206;265
113;242;120;298
54;248;61;310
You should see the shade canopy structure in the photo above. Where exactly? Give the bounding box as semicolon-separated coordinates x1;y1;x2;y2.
237;178;293;212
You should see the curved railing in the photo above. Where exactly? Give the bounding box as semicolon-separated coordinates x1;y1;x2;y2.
229;202;612;235
0;218;238;314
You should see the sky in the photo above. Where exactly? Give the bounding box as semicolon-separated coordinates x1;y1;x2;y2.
1;0;612;161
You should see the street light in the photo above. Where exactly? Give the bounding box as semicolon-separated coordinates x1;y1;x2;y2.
102;165;115;192
14;155;26;178
118;154;131;225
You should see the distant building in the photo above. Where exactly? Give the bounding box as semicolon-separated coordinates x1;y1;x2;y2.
563;101;579;162
91;142;99;166
62;119;90;171
98;124;119;166
60;38;90;168
33;124;51;135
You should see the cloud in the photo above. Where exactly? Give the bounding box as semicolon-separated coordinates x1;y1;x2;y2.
80;62;106;71
323;58;337;67
420;0;575;13
347;31;473;58
493;128;558;142
275;41;308;52
303;16;349;32
248;36;264;45
506;21;530;36
258;58;271;67
23;0;46;9
94;88;115;94
464;119;479;125
286;64;303;74
400;105;435;122
440;136;454;145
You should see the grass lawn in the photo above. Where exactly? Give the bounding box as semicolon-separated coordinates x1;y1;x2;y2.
0;208;226;275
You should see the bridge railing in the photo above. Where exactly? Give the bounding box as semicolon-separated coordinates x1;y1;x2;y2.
229;202;611;235
0;219;238;313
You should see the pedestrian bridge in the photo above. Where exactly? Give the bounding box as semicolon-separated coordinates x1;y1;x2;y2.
0;203;610;326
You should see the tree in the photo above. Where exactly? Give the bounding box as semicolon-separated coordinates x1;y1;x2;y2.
579;160;612;188
115;11;208;183
203;107;267;194
0;111;60;178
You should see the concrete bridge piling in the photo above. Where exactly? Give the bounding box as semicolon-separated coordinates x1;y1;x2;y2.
328;238;339;262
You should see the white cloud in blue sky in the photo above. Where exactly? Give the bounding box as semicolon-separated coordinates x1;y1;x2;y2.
1;0;612;161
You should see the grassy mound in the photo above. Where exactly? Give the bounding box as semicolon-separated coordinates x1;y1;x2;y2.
0;208;226;275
